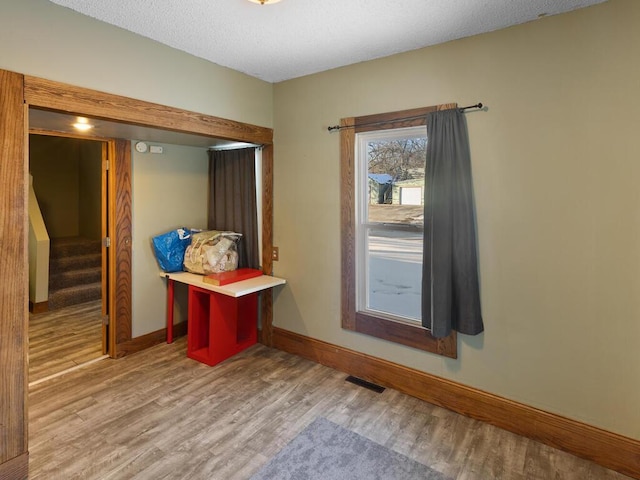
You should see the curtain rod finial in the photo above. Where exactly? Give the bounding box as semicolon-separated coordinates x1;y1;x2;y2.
459;102;484;112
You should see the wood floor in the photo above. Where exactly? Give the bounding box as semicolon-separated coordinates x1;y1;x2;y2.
29;301;104;384
27;337;631;480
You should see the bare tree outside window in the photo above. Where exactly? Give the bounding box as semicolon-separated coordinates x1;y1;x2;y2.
368;138;427;181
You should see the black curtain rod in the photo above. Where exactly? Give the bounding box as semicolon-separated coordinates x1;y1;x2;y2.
327;102;484;132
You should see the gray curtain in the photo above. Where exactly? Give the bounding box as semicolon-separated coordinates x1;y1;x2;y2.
207;147;259;270
422;109;483;338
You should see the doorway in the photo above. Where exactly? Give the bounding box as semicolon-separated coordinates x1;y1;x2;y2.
0;70;274;477
28;133;110;383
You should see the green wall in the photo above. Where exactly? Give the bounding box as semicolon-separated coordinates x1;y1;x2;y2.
5;0;639;445
29;135;101;239
0;0;273;128
272;0;640;440
131;143;209;337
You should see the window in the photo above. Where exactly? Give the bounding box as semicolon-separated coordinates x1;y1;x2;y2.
356;126;426;323
340;105;457;358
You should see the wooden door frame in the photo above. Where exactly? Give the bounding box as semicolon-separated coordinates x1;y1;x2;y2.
0;69;29;480
22;74;275;358
0;67;275;478
101;142;109;355
27;131;114;357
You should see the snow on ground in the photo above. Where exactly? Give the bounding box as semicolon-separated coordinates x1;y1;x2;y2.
367;231;422;322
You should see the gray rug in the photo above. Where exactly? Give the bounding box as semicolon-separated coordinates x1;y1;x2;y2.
250;417;450;480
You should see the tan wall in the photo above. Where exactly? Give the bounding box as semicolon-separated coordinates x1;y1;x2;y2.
272;0;640;440
29;136;102;239
131;143;209;337
0;0;273;128
29;135;81;238
78;141;103;241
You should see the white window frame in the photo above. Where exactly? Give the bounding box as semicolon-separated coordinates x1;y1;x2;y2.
355;126;426;325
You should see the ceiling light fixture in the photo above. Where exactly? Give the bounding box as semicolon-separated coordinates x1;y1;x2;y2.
72;117;94;131
247;0;282;4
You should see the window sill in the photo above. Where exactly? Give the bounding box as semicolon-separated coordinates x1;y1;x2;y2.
351;311;457;358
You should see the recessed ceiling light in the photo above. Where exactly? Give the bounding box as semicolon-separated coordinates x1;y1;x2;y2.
247;0;282;4
72;117;94;131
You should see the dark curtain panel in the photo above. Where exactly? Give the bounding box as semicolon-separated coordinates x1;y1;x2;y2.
422;109;483;338
207;147;259;269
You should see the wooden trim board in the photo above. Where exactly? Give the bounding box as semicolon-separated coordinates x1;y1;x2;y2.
116;322;188;358
272;327;640;479
29;301;49;314
110;139;133;357
0;69;28;471
23;76;273;145
0;452;28;480
260;144;275;346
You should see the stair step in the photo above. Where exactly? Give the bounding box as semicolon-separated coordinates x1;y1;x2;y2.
48;283;102;310
47;236;103;311
50;236;101;259
50;253;102;273
49;267;102;290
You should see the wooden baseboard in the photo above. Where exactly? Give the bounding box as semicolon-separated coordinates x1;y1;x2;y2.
115;321;188;358
29;300;48;314
0;452;28;480
272;327;640;479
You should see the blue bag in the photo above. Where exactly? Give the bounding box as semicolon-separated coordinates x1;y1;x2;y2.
152;228;193;272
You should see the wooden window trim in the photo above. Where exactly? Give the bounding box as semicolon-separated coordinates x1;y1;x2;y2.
340;104;458;358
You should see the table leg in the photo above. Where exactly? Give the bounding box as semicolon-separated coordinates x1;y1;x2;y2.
167;278;175;344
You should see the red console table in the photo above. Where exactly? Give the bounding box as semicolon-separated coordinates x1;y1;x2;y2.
161;271;286;366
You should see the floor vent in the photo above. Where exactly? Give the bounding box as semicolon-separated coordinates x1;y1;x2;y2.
345;375;386;393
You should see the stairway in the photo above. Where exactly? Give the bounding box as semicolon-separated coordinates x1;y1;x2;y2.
48;237;102;310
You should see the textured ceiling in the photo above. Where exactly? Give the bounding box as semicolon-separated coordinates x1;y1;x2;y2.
49;0;606;83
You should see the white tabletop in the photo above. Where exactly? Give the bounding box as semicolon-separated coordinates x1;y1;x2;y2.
160;271;286;298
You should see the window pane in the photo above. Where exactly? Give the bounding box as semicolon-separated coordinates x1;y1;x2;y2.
366;227;423;322
366;137;426;225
